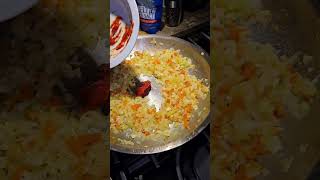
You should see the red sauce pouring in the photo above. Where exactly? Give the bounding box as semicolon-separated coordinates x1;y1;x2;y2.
110;14;134;56
116;21;133;50
110;16;122;46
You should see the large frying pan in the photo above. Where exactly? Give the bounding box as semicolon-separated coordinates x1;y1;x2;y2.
212;0;320;179
256;1;320;179
110;35;210;154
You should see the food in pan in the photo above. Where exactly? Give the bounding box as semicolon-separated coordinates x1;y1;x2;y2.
0;108;107;179
0;2;108;179
212;2;318;180
110;49;209;140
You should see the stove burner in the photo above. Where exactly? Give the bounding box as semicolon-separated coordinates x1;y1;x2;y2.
111;126;210;180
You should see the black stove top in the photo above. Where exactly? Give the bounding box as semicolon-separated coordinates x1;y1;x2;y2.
175;23;210;53
110;127;210;180
111;22;210;180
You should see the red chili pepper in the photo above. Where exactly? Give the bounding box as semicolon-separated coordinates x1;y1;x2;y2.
136;81;151;98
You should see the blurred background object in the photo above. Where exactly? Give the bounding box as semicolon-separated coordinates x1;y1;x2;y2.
183;0;208;12
110;0;139;68
164;0;183;27
137;0;163;34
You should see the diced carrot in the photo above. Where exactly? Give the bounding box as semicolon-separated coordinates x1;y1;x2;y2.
183;113;190;129
241;62;256;80
185;104;193;113
179;91;186;98
182;105;193;129
167;59;173;65
289;72;299;84
24;109;38;122
184;81;191;86
114;120;121;129
65;133;102;157
180;70;186;75
153;59;160;64
235;165;252;180
23;138;36;151
228;25;246;43
131;104;141;110
218;94;245;120
43;120;57;140
155;116;161;123
273;103;286;119
125;60;133;64
142;130;150;136
251;135;267;156
165;89;174;95
11;165;31;180
229;27;240;42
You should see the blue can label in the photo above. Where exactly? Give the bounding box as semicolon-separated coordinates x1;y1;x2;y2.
136;0;163;34
138;6;157;19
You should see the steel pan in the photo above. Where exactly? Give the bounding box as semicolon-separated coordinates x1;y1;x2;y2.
255;1;320;179
110;35;210;154
212;0;320;179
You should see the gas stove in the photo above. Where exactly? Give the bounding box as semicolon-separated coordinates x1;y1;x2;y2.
110;22;210;180
110;126;209;180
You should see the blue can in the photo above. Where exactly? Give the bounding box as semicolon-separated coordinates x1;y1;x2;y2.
136;0;163;34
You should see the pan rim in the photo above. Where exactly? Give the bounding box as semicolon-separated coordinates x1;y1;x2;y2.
110;35;210;154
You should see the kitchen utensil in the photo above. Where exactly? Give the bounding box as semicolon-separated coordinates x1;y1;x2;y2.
110;0;140;69
135;74;163;112
212;0;320;179
110;35;210;154
254;1;320;179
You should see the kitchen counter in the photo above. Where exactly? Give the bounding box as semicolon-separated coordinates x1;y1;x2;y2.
139;7;210;36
